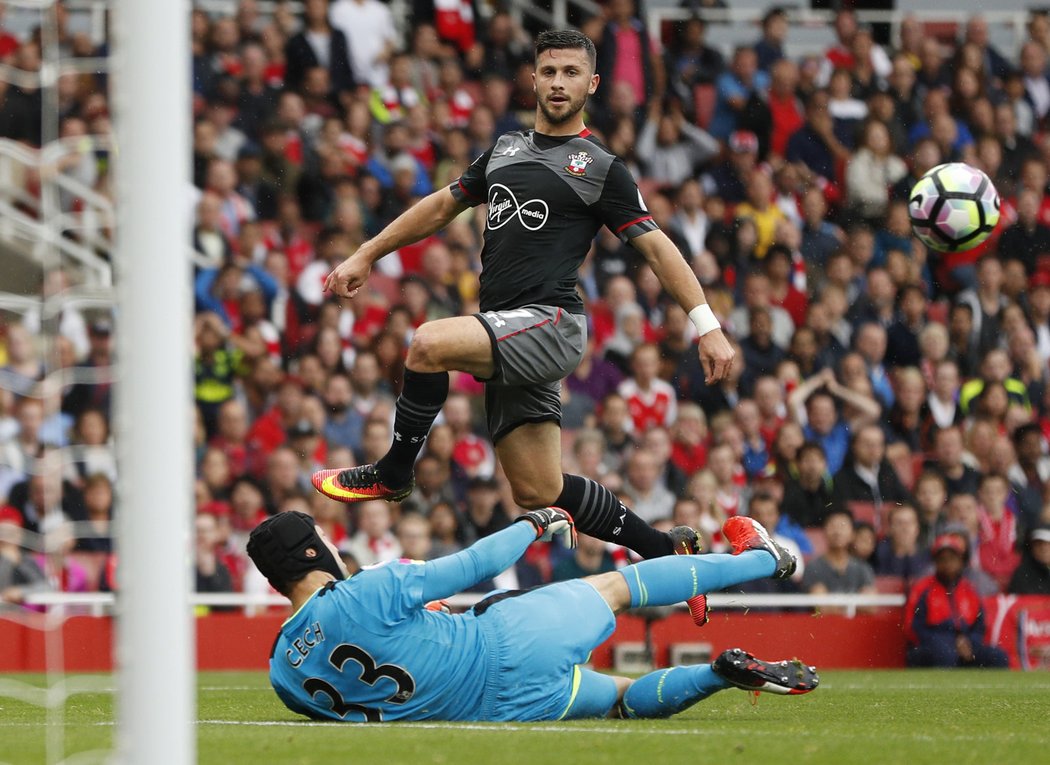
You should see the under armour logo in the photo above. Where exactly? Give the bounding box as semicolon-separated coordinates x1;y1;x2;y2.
499;145;521;156
487;183;548;231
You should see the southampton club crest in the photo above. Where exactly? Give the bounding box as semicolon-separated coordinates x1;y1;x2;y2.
564;150;594;177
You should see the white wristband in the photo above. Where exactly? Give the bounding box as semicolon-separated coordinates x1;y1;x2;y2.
688;304;721;336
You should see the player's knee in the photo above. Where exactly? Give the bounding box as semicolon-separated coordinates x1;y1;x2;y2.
511;485;558;510
406;325;444;371
585;571;632;614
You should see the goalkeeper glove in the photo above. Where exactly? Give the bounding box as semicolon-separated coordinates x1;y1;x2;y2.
424;599;452;614
514;507;577;548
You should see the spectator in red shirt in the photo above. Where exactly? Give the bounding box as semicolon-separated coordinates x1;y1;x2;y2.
227;476;269;557
768;58;804;158
670;402;708;476
443;392;495;480
618;343;678;434
210;399;257;480
708;442;748;519
904;533;1008;667
247;375;307;466
752;376;786;449
975;473;1021;591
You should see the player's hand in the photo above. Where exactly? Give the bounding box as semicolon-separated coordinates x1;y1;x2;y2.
515;507;577;548
324;251;373;298
697;328;734;384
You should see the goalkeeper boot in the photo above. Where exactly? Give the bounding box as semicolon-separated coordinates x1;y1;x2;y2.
312;464;414;504
712;648;819;695
669;526;710;626
722;516;797;579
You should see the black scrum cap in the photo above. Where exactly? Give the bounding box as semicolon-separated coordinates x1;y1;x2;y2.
247;511;344;592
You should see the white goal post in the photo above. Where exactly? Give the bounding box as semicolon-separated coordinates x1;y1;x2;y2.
112;0;194;763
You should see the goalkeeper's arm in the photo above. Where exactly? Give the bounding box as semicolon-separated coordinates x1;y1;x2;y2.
420;509;575;602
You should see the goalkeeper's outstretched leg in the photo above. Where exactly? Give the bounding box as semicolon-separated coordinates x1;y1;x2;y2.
562;650;819;721
560;517;815;720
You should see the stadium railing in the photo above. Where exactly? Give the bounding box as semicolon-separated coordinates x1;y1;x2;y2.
24;590;907;618
646;6;1031;61
0;138;114;288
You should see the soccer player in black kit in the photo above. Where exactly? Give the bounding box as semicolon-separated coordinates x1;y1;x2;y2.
314;30;735;617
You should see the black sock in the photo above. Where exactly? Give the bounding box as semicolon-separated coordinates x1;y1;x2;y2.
554;474;673;559
375;368;449;485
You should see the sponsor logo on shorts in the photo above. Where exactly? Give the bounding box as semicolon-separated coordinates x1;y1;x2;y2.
487;183;549;231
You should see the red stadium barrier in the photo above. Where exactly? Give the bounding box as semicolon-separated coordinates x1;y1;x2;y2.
2;602;1047;673
589;611;907;669
0;610;906;672
985;595;1050;670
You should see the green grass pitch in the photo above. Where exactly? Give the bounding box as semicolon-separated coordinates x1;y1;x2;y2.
1;670;1048;764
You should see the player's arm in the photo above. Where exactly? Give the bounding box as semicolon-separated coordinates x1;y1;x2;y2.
598;158;734;383
324;186;470;297
419;510;574;602
630;229;735;384
419;523;535;602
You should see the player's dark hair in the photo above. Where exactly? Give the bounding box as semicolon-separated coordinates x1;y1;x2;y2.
535;29;597;72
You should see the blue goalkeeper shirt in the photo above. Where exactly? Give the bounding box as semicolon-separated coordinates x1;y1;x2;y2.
269;523;537;722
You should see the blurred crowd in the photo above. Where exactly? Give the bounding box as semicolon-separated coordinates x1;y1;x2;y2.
1;1;1050;641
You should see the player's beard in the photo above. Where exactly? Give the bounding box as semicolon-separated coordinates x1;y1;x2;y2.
537;90;588;126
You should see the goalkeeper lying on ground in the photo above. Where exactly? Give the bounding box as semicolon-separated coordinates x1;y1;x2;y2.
247;509;819;722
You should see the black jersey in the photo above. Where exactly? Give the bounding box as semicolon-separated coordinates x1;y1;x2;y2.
449;129;659;314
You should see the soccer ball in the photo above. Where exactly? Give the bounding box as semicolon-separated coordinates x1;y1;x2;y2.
908;163;1000;252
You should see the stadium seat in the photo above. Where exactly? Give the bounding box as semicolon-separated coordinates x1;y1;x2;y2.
922;22;959;45
874;575;907;595
847;501;878;532
804;528;827;559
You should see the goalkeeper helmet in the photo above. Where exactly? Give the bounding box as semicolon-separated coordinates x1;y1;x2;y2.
247;511;346;593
